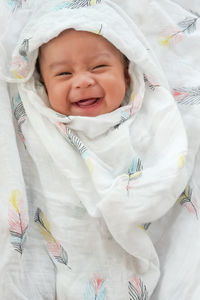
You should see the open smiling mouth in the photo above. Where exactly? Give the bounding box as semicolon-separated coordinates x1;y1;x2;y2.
74;97;102;108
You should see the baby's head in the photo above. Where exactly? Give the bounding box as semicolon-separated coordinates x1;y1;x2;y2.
38;29;130;117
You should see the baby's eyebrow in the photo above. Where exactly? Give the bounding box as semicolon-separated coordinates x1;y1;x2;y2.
87;52;111;60
48;60;71;70
47;53;111;70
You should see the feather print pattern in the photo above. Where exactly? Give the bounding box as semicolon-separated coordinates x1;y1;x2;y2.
65;126;94;173
12;38;30;79
128;276;148;300
8;190;28;254
160;25;184;47
178;185;198;219
66;127;88;155
55;0;101;10
127;158;143;193
173;87;200;105
160;12;200;47
19;39;30;58
84;277;106;300
128;158;143;180
119;110;131;126
144;74;160;91
12;55;29;79
56;122;94;173
12;93;26;142
34;208;71;268
142;223;151;231
178;153;185;169
114;103;135;129
56;122;87;155
8;0;25;11
178;14;200;34
139;222;151;232
91;24;103;35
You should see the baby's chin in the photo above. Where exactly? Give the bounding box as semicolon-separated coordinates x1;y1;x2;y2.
69;106;121;117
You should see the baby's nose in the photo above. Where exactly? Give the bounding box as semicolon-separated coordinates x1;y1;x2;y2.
73;72;95;89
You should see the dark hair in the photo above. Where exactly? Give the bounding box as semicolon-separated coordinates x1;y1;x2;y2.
36;57;41;75
123;55;129;66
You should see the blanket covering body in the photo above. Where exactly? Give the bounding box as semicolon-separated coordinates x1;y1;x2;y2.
0;0;200;299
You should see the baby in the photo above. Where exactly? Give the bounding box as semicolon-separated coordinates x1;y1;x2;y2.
38;29;130;117
2;1;190;299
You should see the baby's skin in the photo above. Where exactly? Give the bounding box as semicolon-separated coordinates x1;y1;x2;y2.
39;29;130;117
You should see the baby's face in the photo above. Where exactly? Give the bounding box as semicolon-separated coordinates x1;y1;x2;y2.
39;29;129;117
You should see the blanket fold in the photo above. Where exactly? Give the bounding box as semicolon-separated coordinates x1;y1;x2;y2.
0;0;200;299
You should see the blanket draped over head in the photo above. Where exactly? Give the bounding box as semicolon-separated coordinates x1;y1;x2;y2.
0;0;200;299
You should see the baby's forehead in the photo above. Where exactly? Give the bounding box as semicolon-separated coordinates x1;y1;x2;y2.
40;29;124;60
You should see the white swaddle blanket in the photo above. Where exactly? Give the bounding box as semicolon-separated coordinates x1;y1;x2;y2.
0;0;200;299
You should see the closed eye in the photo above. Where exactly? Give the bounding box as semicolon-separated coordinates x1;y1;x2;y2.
57;72;72;76
93;64;107;70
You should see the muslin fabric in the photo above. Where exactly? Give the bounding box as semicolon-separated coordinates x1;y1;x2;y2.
0;0;200;299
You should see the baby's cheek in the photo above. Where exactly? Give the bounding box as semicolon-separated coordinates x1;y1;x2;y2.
48;86;62;106
114;80;127;99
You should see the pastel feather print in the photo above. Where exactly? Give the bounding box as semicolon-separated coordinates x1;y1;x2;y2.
114;109;131;128
128;276;148;300
65;127;94;173
8;0;25;11
140;222;151;231
127;158;143;193
128;158;143;180
34;208;71;268
178;12;200;34
115;103;136;129
84;277;106;300
55;0;101;10
12;38;30;79
178;185;198;219
144;74;160;91
159;25;184;47
8;190;28;254
12;55;29;79
173;87;200;105
89;0;101;6
160;12;200;47
12;93;26;142
19;38;30;58
56;122;94;173
56;123;87;155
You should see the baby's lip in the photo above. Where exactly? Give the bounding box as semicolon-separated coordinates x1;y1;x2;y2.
73;97;102;108
71;96;103;103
